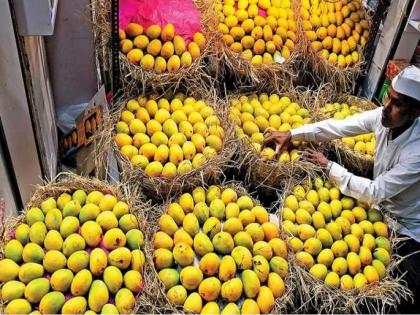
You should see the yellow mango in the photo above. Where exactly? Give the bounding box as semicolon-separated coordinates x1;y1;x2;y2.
71;269;93;296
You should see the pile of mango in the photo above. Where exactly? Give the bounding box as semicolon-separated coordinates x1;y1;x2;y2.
119;23;205;73
0;190;145;314
153;186;288;314
229;93;311;162
301;0;369;67
281;177;391;290
215;0;297;64
114;93;225;178
320;102;376;158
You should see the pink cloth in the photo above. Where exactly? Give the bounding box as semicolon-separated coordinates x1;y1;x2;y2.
119;0;202;43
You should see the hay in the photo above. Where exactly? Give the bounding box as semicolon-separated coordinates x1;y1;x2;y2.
0;172;160;314
227;86;325;193
95;86;236;202
146;181;295;313
279;175;412;314
205;0;302;90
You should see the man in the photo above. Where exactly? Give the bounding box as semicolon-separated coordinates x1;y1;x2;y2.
264;66;420;311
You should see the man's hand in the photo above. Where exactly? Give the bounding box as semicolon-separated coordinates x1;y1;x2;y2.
263;131;292;157
301;149;329;168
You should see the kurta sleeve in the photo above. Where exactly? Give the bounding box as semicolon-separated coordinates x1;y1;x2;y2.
290;108;380;142
328;156;420;205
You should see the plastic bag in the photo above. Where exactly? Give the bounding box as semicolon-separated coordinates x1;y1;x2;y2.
56;103;88;134
119;0;201;43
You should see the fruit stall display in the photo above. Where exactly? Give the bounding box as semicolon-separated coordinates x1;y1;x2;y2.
0;173;149;314
300;0;370;91
105;91;235;199
151;184;291;314
318;95;376;174
280;176;410;313
228;90;322;190
209;0;299;87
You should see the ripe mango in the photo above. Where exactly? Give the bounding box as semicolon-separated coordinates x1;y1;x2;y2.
304;237;323;256
213;231;234;254
113;201;130;219
332;257;348;276
29;222;47;245
242;269;261;298
63;233;86;256
202;217;222;239
44;230;63;251
364;265;379;283
67;250;89;273
45;208;63;231
194;232;214;256
317;248;334;267
198;277;221;301
109;247;132;269
257;286;275;314
252;255;270;282
234;231;254;250
219;255;237;281
61;296;87;314
153;248;174;269
221;277;243;302
180;266;203;290
126;228;144;250
22;243;45;264
362;233;376;251
154;231;174;250
119;214;138;232
193;202;210;225
24;277;50;303
101;303;119;314
353;273;368;289
71;269;93;296
167;203;185;225
310;263;328;280
173;229;193;247
43;249;66;273
372;259;386;279
103;227;127;250
60;216;80;238
340;274;354;291
359;246;373;266
241;298;260;314
158;214;178;236
331;240;349;258
296;251;314;269
88;280;109;313
1;280;26;301
298;224;316;241
226;203;240;219
40;197;57;213
347;252;361;275
5;299;32;314
224;218;244;236
26;207;44;226
123;269;143;294
167;285;187;305
15;223;30;245
209;199;226;220
131;248;145;271
325;271;340;288
327;222;342;241
18;262;43;283
80;221;103;247
202;301;220;314
39;292;65;314
373;247;390;266
63;200;82;217
245;223;265;242
206;186;221;203
158;268;179;290
231;246;253;270
221;303;239;315
5;239;23;263
183;292;203;313
199;253;220;277
270;256;288;278
79;203;100;223
344;234;360;253
90;248;108;276
51;268;74;292
96;211;119;231
173;242;195;266
103;266;123;294
253;241;273;260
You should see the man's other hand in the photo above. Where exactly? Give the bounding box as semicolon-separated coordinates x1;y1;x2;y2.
263;131;292;157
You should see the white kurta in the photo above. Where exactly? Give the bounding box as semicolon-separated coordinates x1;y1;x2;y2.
291;108;420;242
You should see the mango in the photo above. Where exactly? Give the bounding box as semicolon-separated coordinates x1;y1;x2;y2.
81;221;103;247
193;232;214;256
126;229;144;250
257;286;275;314
310;263;328;280
154;231;173;250
221;277;243;302
289;237;304;253
51;268;74;292
206;186;221;203
90;248;108;276
209;199;225;220
103;266;123;294
359;245;373;266
45;208;63;230
124;270;143;294
86;190;104;205
253;241;273;260
238;210;256;226
29;221;47;245
344;234;360;253
113;201;130;219
198;277;221;301
79;204;100;223
63;200;82;217
23;243;45;264
226;203;240;219
224;218;244;236
40;197;57;213
101;304;119;314
362;234;376;251
252;255;270;282
15;223;30;245
18;262;43;283
167;203;185;225
304;237;323;256
213;231;234;254
237;195;254;210
68;250;90;273
62;296;87;314
353;273;368;288
43;249;67;273
99;194;117;212
316;228;334;248
372;259;386;280
234;231;254;250
192;202;209;226
180;266;203;290
336;216;351;235
242;269;261;298
173;242;195;267
5;239;23;263
63;233;86;256
26;207;44;226
351;223;364;242
5;299;32;314
331;240;349;258
96;211;119;232
131;248;145;271
327;222;342;241
167;285;187;305
332;257;348;276
57;192;72;210
39;292;65;314
44;230;63;251
173;230;193;247
368;208;383;222
119;214;139;233
71;269;93;296
241;299;260;315
325;271;340;288
219;255;236;281
183;213;200;237
340;274;354;291
268;272;285;298
153;248;174;269
317;249;334;268
60;216;80;238
199;253;220;276
347;252;361;275
202;301;221;314
109;247;132;269
270;255;289;278
376;236;391;252
230;246;252;270
158;268;179;290
373;247;390;266
103;227;127;250
298;224;316;241
183;292;203;313
202;217;222;239
221;303;240;315
24;277;50;303
245;223;265;242
1;280;26;301
364;265;379;283
88;280;109;313
296;251;314;269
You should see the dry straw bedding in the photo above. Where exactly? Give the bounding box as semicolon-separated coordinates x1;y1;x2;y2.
145;181;296;314
279;175;412;314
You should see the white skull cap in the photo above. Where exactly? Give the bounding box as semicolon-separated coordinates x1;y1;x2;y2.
391;65;420;102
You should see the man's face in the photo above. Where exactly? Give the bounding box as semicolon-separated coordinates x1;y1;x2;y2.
381;87;415;128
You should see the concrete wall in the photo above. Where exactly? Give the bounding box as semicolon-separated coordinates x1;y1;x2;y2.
45;0;98;113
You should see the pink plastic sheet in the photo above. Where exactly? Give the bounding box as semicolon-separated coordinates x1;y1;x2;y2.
119;0;202;43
